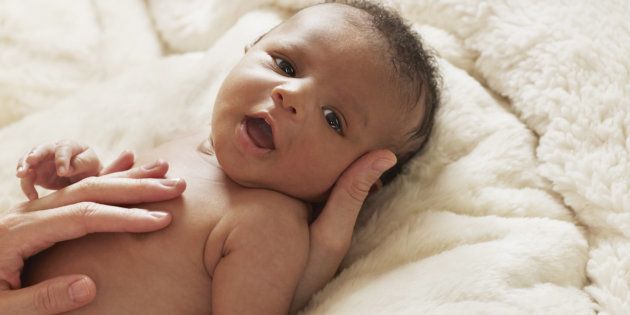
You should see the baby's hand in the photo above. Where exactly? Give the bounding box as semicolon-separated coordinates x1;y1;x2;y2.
16;140;103;200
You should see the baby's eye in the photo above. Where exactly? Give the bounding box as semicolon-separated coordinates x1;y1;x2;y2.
274;57;296;77
323;108;343;134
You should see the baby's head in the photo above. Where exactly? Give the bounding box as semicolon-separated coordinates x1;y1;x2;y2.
211;0;440;202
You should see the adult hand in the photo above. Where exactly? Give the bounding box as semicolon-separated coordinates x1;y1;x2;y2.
291;149;397;312
0;156;186;314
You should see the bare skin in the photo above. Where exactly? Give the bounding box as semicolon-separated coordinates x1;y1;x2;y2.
20;3;421;314
1;160;184;315
7;136;395;315
23;132;309;314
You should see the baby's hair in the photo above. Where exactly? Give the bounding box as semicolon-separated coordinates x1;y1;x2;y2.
323;0;441;186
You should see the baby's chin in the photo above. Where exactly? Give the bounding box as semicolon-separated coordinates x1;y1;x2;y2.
209;135;332;202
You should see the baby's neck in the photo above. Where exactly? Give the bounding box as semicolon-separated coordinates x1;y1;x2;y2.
193;132;315;220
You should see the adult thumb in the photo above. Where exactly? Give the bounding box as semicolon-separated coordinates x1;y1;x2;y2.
332;150;396;212
3;275;95;314
313;150;396;239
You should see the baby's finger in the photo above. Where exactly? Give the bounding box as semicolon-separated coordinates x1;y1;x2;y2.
54;141;88;176
20;171;39;201
99;150;135;176
24;143;55;168
16;157;29;178
66;148;102;179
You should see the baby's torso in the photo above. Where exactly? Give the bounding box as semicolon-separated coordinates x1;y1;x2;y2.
23;132;294;314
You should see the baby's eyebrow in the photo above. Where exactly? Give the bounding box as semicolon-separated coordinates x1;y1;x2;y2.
274;40;306;60
268;40;310;76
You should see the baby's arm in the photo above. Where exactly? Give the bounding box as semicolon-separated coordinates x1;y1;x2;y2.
208;195;310;314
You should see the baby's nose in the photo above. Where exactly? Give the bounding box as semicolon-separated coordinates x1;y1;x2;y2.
272;89;297;115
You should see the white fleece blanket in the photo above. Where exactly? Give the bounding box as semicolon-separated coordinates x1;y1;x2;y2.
1;0;629;314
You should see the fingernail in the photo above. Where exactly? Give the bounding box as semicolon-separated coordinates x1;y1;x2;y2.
150;211;169;219
372;159;396;172
160;178;181;187
69;277;91;303
58;166;66;175
17;162;29;175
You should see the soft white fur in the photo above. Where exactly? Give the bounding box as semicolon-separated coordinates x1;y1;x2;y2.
1;0;628;313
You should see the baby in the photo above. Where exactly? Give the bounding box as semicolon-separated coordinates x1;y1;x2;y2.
18;1;439;314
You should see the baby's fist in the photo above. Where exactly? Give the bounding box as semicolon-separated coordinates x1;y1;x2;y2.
16;140;102;200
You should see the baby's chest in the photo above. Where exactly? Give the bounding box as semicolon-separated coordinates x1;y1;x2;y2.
21;209;219;314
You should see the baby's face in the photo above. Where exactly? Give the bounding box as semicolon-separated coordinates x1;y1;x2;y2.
211;4;422;201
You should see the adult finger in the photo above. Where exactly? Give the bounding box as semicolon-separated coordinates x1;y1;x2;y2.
9;203;172;261
103;160;169;180
99;150;135;176
1;203;174;290
21;176;186;212
0;275;95;314
311;150;396;251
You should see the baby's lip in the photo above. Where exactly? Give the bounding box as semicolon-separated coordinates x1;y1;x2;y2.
245;111;277;149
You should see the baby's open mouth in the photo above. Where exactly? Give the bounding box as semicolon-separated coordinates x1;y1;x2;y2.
245;117;275;150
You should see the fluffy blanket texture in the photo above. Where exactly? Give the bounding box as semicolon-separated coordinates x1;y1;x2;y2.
1;0;628;313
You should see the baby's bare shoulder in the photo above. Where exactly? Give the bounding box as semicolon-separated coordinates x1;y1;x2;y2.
230;188;310;235
204;188;310;275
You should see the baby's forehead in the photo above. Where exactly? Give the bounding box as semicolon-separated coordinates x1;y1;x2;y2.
278;4;374;41
292;3;368;23
264;5;390;72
